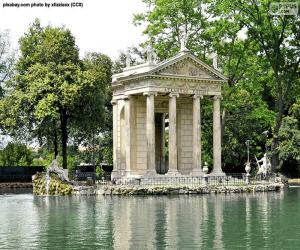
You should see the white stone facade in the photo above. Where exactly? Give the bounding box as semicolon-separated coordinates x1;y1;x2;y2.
111;51;227;178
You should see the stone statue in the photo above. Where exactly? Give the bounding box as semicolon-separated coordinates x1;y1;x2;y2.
255;153;271;176
212;52;218;69
180;27;189;52
145;45;156;64
125;51;131;68
47;158;69;182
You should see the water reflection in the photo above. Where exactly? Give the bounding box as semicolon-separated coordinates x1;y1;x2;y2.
213;196;224;250
0;190;300;250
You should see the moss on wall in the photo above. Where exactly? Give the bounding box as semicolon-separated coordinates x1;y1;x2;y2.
33;172;73;195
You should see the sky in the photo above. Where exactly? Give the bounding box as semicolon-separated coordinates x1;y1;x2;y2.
0;0;147;59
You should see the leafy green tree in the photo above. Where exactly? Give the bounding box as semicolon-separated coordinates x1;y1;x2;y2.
0;30;15;96
1;20;112;169
0;142;33;166
134;0;211;60
277;116;300;162
70;52;112;142
0;30;15;148
221;0;300;170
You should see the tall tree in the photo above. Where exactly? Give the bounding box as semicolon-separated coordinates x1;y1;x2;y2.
134;0;211;59
0;30;15;149
0;30;15;96
1;20;112;169
217;0;300;170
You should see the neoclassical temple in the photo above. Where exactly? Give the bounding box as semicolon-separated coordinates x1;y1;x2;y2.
111;48;227;178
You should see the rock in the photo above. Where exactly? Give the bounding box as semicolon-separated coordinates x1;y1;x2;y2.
32;172;73;196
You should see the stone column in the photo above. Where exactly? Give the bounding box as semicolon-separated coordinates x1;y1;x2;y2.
124;95;132;175
213;95;223;175
168;93;179;175
192;94;203;176
111;99;119;178
161;113;166;173
144;92;157;175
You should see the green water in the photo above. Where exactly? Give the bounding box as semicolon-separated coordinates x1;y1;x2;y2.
0;188;300;250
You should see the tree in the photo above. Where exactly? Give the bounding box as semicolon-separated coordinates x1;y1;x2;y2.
134;0;211;60
1;20;112;169
0;30;15;149
70;52;112;142
216;0;300;170
0;30;15;97
0;142;33;166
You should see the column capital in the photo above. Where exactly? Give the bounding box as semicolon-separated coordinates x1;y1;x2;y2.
123;95;132;100
193;94;203;99
213;95;222;101
143;91;157;97
169;92;179;98
111;99;117;105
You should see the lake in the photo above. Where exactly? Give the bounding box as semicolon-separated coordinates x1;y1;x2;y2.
1;188;300;249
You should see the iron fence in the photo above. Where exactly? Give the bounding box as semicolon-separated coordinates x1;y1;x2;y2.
107;173;278;186
250;173;277;184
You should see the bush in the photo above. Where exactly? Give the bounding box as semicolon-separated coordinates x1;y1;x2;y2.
0;142;33;166
96;166;104;178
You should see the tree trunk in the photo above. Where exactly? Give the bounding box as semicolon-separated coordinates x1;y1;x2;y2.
271;113;283;172
53;120;58;159
271;84;284;172
60;109;68;169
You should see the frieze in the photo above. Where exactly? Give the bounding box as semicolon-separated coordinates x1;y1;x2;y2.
158;59;214;79
164;87;206;95
114;78;221;96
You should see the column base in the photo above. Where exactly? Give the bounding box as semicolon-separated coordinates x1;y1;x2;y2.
111;170;121;179
145;169;157;177
190;168;203;176
210;169;226;176
111;170;135;178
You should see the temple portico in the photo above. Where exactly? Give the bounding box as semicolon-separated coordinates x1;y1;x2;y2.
111;49;227;178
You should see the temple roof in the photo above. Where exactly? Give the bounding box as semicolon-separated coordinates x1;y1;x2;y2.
112;50;227;85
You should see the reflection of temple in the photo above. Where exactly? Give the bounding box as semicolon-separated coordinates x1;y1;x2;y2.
111;49;227;178
111;196;224;249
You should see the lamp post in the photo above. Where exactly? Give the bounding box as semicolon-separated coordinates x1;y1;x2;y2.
245;140;251;185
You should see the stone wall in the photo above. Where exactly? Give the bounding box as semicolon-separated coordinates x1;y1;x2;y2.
73;183;284;196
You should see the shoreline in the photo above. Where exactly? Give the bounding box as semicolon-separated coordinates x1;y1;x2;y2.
1;181;287;196
73;183;285;196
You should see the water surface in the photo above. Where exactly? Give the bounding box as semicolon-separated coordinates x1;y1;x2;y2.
1;188;300;249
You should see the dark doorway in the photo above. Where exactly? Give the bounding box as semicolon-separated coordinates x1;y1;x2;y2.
155;113;168;174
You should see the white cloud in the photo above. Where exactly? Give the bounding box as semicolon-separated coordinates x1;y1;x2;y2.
0;0;147;59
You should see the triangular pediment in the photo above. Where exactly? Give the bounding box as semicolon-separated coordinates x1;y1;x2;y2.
150;52;227;81
157;59;215;78
112;51;227;84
